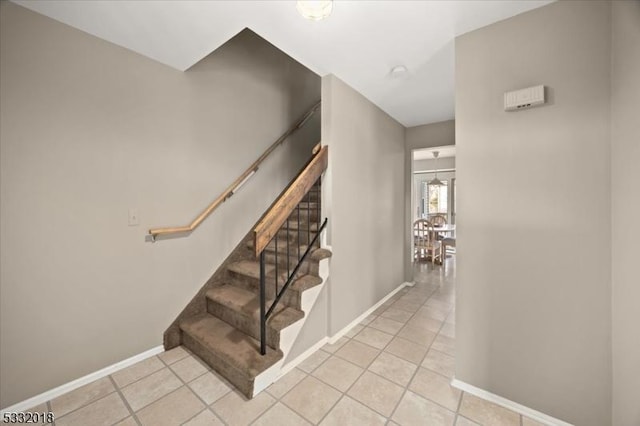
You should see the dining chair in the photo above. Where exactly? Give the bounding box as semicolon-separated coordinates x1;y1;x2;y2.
413;219;442;264
429;214;447;227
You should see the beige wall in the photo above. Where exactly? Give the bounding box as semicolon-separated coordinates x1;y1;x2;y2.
0;3;320;408
404;120;455;280
322;75;405;335
611;1;640;425
455;2;612;425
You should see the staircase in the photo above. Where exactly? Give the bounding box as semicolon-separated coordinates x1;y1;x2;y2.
162;146;331;399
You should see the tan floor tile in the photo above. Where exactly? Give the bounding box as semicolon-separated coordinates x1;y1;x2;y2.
416;306;449;322
253;402;311;426
212;390;275;426
360;314;377;325
113;417;138;426
345;324;365;338
458;393;520;426
322;337;349;353
334;340;380;368
158;346;190;365
347;371;404;417
385;336;429;364
397;324;437;347
298;349;330;373
406;315;443;334
50;377;115;417
188;371;231;404
455;416;480;426
320;396;386;426
282;376;341;424
266;368;307;399
522;417;546;426
380;308;414;323
372;304;388;316
183;409;224;426
312;356;363;392
422;349;455;378
25;403;47;412
391;300;422;313
369;316;405;335
121;368;182;411
56;393;128;426
409;368;461;411
425;298;453;312
112;356;164;388
368;352;418;387
392;391;455;426
170;355;208;383
353;327;394;349
431;334;456;357
136;386;204;426
440;323;456;338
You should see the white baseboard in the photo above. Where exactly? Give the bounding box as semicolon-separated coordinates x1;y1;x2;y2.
451;378;574;426
1;345;164;413
328;281;412;344
278;337;330;379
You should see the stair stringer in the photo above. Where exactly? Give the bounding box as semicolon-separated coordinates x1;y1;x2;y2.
251;254;330;396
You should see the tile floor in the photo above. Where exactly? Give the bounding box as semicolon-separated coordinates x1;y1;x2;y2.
30;258;546;425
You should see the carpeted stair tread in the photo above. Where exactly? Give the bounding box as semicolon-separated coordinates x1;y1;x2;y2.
180;314;282;378
206;285;304;331
309;248;332;261
296;202;319;210
227;260;273;280
289;274;323;293
247;239;309;255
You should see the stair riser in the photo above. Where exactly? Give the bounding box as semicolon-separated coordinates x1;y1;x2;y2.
288;209;320;221
227;275;302;309
182;332;254;398
262;230;318;246
206;298;280;349
262;253;320;276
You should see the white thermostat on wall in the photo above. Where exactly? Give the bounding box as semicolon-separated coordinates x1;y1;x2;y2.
504;85;545;111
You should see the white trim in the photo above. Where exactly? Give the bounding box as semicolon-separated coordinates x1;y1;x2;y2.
1;345;164;413
451;378;574;426
277;337;330;379
328;281;412;344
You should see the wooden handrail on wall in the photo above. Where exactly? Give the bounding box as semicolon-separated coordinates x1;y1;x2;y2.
148;101;321;240
253;145;328;256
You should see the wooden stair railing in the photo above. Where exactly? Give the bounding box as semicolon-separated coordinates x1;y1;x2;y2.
148;101;321;241
253;145;328;354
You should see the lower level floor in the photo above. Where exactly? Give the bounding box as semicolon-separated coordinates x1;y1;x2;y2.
23;258;547;425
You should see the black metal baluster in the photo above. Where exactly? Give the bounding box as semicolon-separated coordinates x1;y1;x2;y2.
260;250;266;355
297;205;301;261
307;194;311;251
275;230;278;296
286;218;290;281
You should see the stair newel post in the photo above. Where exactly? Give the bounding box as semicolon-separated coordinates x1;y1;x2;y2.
259;250;267;356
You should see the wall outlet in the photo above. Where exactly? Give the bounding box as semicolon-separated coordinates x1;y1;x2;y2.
128;208;139;226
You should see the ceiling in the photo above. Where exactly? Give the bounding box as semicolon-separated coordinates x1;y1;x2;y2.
414;146;456;161
13;0;553;127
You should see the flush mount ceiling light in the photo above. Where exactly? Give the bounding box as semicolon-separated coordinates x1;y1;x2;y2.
296;1;333;21
428;151;444;186
390;65;408;78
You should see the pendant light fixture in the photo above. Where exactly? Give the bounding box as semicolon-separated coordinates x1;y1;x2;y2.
428;151;444;186
296;1;333;21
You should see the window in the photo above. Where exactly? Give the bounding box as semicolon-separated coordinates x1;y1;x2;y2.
421;181;448;216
